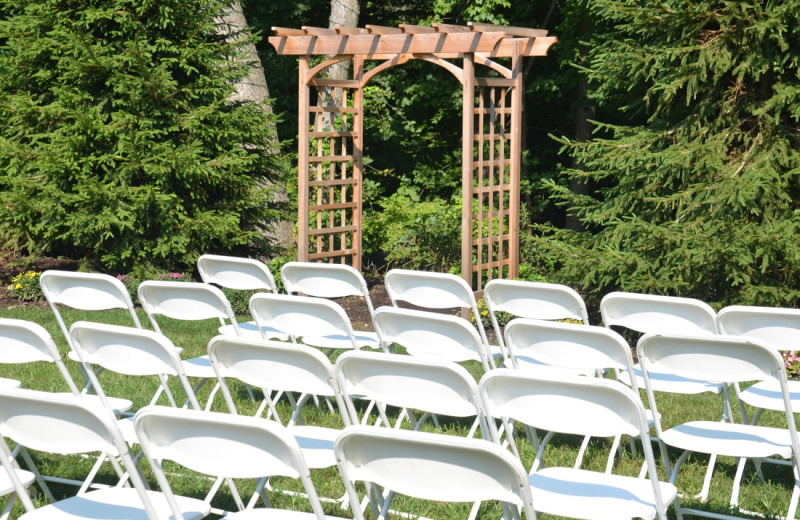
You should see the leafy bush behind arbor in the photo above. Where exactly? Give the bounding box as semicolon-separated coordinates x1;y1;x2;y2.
0;0;283;275
531;0;800;308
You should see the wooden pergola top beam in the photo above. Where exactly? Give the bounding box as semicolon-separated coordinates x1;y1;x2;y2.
269;23;556;57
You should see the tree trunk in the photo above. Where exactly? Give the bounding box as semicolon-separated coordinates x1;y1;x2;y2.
218;1;294;251
319;0;360;130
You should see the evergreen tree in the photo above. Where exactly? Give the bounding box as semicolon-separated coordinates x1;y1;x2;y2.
0;0;283;274
534;0;800;307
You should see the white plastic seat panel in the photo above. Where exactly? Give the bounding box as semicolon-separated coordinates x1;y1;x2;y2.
302;331;380;351
292;425;338;469
618;366;724;395
181;355;216;379
530;466;678;520
0;378;20;388
740;379;800;412
0;467;34;495
226;510;350;520
219;322;288;341
17;487;210;520
660;420;793;460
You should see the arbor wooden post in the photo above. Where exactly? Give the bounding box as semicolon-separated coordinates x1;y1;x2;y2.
269;24;556;288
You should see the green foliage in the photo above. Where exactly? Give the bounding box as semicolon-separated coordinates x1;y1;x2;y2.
363;186;461;271
0;0;284;274
117;271;192;303
10;271;43;302
534;0;800;307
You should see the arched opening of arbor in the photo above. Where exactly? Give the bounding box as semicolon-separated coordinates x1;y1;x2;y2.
269;23;556;289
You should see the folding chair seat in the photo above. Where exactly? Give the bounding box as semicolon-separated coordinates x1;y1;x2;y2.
335;350;490;438
638;333;800;519
600;291;723;394
384;269;506;363
249;292;370;356
716;305;800;423
138;280;241;404
484;278;590;361
208;335;352;472
197;254;288;341
480;369;680;520
135;406;350;519
0;387;210;520
39;270;142;402
372;306;494;372
335;426;535;520
281;261;380;350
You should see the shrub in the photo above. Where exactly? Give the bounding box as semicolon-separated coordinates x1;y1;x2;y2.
10;271;43;302
118;272;192;303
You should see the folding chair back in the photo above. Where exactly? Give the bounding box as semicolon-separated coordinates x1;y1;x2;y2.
40;270;142;353
484;279;589;322
0;387;209;520
197;254;278;292
600;291;717;335
249;292;360;351
282;261;374;312
503;318;632;377
135;406;329;519
138;280;239;330
717;305;800;348
209;335;343;407
335;351;489;436
372;306;492;371
480;369;677;520
335;426;535;520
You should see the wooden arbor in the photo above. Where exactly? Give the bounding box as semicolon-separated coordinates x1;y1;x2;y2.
269;23;556;289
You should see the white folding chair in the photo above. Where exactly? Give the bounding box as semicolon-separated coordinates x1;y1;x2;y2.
384;269;505;362
135;406;349;519
335;350;490;438
484;279;590;360
600;291;722;394
638;333;800;519
0;387;210;520
281;261;380;349
372;306;494;372
208;335;352;473
249;292;370;355
138;280;241;405
335;426;535;520
716;305;800;423
197;254;287;340
39;270;142;398
0;318;133;496
480;369;680;520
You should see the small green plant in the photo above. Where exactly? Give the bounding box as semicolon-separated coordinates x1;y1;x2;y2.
471;298;513;330
10;270;43;302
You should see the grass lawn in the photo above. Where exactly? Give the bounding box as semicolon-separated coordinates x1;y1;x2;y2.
0;304;796;520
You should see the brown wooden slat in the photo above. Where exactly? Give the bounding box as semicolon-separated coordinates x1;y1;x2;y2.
433;23;473;33
335;25;369;35
308;79;360;87
308;106;359;114
309;225;358;235
303;26;337;36
310;249;358;259
399;24;436;34
309;131;359;138
272;27;306;36
308;155;356;163
309;178;358;186
269;32;505;56
469;22;549;38
366;25;403;34
309;201;358;211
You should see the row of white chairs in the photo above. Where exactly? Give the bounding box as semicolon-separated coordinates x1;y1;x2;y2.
0;335;687;520
3;311;800;520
